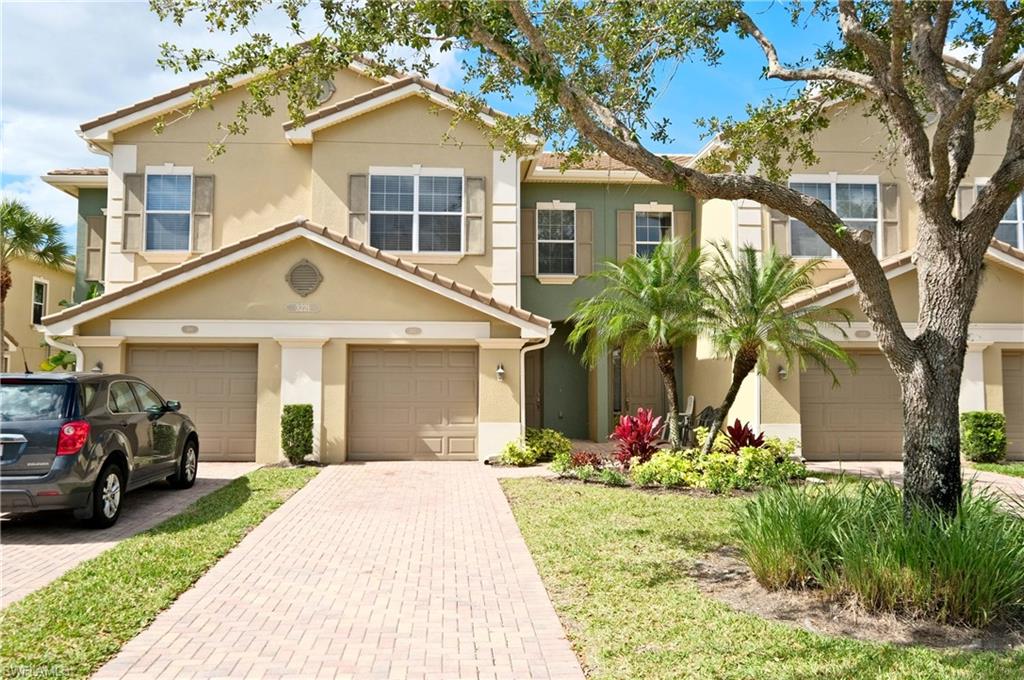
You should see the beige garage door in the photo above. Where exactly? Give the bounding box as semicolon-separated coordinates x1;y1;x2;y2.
800;352;903;461
1004;352;1024;460
348;346;478;460
126;345;258;461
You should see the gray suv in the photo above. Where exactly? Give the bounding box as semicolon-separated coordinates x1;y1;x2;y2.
0;373;200;528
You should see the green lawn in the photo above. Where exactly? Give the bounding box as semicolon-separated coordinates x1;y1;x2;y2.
0;466;319;680
972;462;1024;479
501;478;1024;680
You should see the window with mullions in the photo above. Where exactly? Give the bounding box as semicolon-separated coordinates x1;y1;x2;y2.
145;174;192;251
789;179;879;256
369;174;463;252
537;208;575;275
635;210;673;257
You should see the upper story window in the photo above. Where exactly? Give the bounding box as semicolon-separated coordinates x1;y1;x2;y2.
536;202;576;275
369;168;463;253
145;172;192;251
997;194;1024;248
635;204;674;257
789;176;880;257
31;280;47;325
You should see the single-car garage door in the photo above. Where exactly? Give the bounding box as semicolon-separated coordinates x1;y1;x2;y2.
1004;352;1024;460
348;346;478;460
800;351;903;461
126;345;258;461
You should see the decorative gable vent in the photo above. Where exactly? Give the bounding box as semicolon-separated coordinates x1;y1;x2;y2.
285;259;323;297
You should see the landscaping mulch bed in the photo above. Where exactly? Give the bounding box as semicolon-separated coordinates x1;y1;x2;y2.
690;546;1024;652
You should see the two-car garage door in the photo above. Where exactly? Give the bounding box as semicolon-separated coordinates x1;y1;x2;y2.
126;345;258;461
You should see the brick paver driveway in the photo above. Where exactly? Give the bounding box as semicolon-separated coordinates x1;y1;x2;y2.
97;463;584;680
1;462;258;607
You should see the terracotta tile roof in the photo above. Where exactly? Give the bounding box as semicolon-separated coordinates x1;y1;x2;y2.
534;152;692;173
46;168;108;176
989;237;1024;262
284;76;509;131
43;219;551;330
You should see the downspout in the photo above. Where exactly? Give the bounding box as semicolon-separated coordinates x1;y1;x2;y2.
520;333;552;438
45;334;84;372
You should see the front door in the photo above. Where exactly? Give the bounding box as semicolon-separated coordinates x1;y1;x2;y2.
623;352;665;417
525;351;543;428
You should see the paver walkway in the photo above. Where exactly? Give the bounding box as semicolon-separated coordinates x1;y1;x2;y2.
96;463;584;680
1;462;257;607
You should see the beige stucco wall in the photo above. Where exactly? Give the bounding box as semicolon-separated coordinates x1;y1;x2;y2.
4;257;75;371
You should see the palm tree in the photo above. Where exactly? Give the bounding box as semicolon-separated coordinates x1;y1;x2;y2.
568;240;704;449
1;199;71;341
699;242;853;455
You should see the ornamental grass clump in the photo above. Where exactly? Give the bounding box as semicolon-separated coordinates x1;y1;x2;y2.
736;480;1024;627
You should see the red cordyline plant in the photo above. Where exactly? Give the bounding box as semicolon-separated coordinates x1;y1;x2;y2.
725;419;765;453
610;408;664;467
570;451;603;469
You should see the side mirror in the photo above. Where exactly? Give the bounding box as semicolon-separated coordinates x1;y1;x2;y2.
165;400;181;412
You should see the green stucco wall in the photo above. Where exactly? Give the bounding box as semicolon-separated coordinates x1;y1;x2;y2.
540;323;590;439
74;189;107;302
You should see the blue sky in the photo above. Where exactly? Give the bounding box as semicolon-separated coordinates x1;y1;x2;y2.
1;1;836;254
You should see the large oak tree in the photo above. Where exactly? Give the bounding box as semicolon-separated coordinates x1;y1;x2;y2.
151;0;1024;514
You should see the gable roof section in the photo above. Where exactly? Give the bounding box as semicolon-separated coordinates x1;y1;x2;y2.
524;151;694;184
786;239;1024;310
41;168;108;197
42;219;551;338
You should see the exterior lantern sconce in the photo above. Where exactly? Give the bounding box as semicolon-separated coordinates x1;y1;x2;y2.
777;365;788;381
496;363;506;382
91;361;104;373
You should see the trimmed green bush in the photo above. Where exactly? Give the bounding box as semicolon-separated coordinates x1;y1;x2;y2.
735;446;806;489
597;467;630;487
697;452;739;493
736;480;1024;626
631;451;699;488
500;440;540;467
281;404;314;464
960;411;1008;463
525;427;573;463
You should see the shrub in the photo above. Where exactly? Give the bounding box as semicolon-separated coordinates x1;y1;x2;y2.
960;411;1008;463
281;404;314;464
694;426;732;455
525;427;573;463
500;440;540;467
570;450;603;469
571;464;598;482
631;451;698;488
697;452;738;493
736;481;1024;627
725;419;765;453
761;436;800;462
610;407;665;466
735;446;804;489
597;467;630;487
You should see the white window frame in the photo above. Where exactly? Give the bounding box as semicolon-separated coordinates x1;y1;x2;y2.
975;178;1024;249
368;165;465;254
535;200;576;277
634;202;675;256
144;164;193;252
31;277;48;326
789;173;883;258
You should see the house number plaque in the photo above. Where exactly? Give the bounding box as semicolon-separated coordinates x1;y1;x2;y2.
286;302;320;313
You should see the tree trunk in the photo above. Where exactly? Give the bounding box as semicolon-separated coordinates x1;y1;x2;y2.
702;346;759;456
654;344;681;449
1;263;10;357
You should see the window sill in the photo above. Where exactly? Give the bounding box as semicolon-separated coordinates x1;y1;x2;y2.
393;252;465;265
140;251;193;264
536;275;578;285
792;257;849;269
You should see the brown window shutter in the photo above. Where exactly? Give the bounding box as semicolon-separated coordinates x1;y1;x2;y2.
768;208;790;255
122;173;144;252
956;184;976;220
192;175;214;252
348;174;368;242
575;208;594;276
616;209;635;261
520;208;536;276
465;177;486;254
881;183;900;257
673;210;692;245
84;215;105;281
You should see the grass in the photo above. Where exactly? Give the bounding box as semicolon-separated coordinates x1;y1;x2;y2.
972;462;1024;479
501;478;1024;679
0;466;319;680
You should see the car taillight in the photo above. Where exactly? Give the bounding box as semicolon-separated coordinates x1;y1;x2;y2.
56;420;91;456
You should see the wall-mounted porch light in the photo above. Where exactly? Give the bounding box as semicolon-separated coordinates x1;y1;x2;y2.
777;365;789;380
496;362;506;382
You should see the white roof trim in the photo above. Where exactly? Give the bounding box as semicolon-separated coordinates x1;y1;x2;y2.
987;245;1024;273
40;173;108;198
44;226;549;338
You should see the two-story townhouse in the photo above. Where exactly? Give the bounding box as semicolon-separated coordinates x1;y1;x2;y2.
518;153;695;440
2;253;75;372
40;63;551;465
686;101;1024;461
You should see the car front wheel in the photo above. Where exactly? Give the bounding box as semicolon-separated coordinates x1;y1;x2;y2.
86;461;125;529
169;440;198;489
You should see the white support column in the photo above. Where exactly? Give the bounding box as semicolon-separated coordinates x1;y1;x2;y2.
278;339;327;461
104;144;137;292
490;150;519;306
959;342;989;414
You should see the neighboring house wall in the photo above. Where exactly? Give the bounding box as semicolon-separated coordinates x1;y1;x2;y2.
4;257;75;371
74;188;108;301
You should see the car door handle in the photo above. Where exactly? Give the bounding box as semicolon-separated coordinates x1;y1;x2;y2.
0;434;28;444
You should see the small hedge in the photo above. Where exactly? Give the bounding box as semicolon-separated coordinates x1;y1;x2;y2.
500;440;540;467
281;404;314;464
960;411;1008;463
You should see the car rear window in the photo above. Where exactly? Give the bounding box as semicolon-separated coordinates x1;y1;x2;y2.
0;382;70;422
